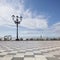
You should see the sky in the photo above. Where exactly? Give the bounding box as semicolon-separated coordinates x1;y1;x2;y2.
0;0;60;38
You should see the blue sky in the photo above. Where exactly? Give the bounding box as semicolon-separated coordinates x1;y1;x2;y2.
0;0;60;38
25;0;60;25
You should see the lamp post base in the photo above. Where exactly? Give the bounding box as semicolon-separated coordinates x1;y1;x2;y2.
16;39;19;41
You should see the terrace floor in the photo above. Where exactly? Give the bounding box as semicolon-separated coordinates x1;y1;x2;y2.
0;41;60;60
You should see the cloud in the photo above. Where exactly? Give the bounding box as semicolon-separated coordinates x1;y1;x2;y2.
51;22;60;33
42;22;60;37
0;0;60;38
0;0;48;30
21;16;48;29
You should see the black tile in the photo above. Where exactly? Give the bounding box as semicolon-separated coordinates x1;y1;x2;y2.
12;57;24;60
46;57;60;60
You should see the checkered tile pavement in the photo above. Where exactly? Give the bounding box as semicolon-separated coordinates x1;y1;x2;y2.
0;41;60;60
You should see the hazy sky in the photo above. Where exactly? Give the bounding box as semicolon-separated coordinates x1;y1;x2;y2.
0;0;60;38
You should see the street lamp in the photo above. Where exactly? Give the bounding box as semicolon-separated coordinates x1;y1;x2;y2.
12;15;22;41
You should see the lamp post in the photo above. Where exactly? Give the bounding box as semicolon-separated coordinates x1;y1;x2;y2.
12;15;22;41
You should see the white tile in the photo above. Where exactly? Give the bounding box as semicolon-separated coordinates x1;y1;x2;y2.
33;50;41;53
43;53;55;57
18;49;26;52
0;50;5;52
24;57;35;60
35;55;47;60
2;55;13;60
0;57;3;60
25;52;33;55
14;53;24;57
